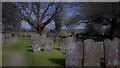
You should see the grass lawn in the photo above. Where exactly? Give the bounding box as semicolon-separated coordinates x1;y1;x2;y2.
2;37;65;67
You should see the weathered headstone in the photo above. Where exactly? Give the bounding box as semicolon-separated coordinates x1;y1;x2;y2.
55;37;61;45
31;40;40;52
11;34;18;42
66;37;82;66
31;35;41;52
44;37;54;51
2;33;12;44
84;39;104;66
60;38;66;51
104;38;119;66
41;33;47;45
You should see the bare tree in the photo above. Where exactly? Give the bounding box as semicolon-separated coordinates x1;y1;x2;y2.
14;2;62;35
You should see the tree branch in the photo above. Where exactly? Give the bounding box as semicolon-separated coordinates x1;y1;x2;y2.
41;3;53;20
42;3;61;29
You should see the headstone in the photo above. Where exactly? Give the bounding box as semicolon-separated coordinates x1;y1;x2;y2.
104;38;119;66
55;37;61;45
34;34;41;44
3;33;11;44
66;37;82;66
44;37;54;51
84;39;104;66
2;33;6;44
41;33;47;45
31;40;40;52
31;35;41;52
11;34;18;42
60;38;66;51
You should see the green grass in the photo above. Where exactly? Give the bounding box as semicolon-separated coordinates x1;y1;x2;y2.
0;44;2;67
2;37;65;66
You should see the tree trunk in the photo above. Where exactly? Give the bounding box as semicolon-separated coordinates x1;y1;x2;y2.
110;16;118;39
36;29;42;35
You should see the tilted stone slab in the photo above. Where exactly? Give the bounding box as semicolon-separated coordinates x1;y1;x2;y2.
66;37;82;66
44;37;54;51
84;39;104;66
104;38;119;66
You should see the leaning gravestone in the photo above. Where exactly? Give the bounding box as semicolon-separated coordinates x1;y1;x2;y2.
84;39;104;66
66;37;82;66
44;37;54;51
31;35;41;52
60;38;66;51
104;38;119;66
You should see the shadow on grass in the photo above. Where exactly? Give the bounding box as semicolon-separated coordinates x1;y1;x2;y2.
27;49;44;52
48;59;65;67
27;49;33;52
53;48;60;51
62;53;66;54
27;46;32;48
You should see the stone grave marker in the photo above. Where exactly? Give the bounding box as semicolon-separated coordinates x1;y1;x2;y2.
84;39;104;66
60;38;66;51
41;33;47;45
104;38;119;66
66;37;82;66
44;37;54;51
55;37;61;45
31;35;41;52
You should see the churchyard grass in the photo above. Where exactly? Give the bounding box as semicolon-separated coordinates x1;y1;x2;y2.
2;37;65;66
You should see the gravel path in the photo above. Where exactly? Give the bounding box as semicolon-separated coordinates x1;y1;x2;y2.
3;51;26;66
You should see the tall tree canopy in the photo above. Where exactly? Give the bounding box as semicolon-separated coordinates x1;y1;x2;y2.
2;2;21;31
65;2;120;38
